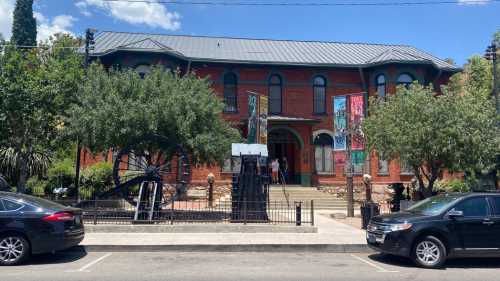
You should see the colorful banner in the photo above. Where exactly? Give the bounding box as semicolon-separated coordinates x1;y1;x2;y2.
258;95;268;145
334;151;346;166
350;94;365;150
352;150;366;165
247;93;258;144
333;96;347;150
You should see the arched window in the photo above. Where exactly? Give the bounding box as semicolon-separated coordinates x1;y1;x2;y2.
223;72;238;112
313;76;327;114
397;73;415;89
376;74;386;98
314;133;334;174
135;64;151;79
268;74;282;114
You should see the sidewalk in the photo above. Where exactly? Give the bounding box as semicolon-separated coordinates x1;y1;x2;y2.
80;211;369;252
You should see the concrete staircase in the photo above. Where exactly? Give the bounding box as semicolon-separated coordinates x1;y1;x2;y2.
269;186;349;211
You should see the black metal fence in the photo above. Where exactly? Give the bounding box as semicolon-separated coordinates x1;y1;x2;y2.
51;199;314;226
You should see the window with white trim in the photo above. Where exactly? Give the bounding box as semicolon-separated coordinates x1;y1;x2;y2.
314;133;334;174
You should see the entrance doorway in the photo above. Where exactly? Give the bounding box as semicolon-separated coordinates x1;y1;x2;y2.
268;129;300;185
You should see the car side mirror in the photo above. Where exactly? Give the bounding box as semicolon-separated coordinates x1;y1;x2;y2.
447;209;463;219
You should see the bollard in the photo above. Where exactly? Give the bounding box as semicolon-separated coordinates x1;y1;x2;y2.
295;201;302;226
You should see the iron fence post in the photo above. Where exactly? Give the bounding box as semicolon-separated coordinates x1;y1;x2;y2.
310;200;314;226
93;200;98;225
295;201;302;226
170;199;175;225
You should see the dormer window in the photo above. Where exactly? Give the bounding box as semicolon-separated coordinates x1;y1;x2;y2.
135;64;151;79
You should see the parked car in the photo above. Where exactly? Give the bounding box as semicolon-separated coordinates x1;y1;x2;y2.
0;192;84;265
367;192;500;268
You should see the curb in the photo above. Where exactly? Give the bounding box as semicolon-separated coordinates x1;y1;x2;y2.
78;244;372;253
84;224;318;233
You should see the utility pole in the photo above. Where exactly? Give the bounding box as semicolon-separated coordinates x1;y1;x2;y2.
76;28;96;202
485;41;499;117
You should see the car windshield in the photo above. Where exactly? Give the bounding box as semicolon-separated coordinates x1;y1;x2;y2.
406;194;461;215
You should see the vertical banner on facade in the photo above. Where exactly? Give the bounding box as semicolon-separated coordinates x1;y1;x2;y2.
352;150;366;165
350;94;365;150
247;93;258;144
334;151;346;167
333;96;347;151
259;95;268;145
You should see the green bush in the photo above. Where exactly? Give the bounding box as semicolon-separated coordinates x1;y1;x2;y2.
46;158;75;195
442;179;468;193
81;162;113;196
26;177;47;196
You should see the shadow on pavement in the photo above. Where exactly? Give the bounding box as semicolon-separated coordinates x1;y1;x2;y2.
368;253;500;269
21;246;88;266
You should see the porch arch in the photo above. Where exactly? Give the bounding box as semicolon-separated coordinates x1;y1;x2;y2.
268;126;304;149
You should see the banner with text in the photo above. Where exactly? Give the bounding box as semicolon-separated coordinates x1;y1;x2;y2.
333;96;347;151
259;95;268;145
350;94;365;150
247;93;258;144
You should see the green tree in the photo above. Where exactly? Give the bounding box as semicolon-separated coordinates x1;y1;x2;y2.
67;65;242;166
363;83;499;198
0;35;83;192
11;0;37;48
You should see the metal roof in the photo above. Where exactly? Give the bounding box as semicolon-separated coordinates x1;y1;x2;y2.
91;31;460;72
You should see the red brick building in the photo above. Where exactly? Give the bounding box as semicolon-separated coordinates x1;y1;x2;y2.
86;31;460;188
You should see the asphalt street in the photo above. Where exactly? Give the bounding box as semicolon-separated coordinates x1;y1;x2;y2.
3;250;500;281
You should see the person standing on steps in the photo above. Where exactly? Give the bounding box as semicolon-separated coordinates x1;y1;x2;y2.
271;158;279;184
282;157;289;184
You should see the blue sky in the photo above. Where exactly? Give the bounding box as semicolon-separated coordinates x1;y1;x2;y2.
0;0;499;65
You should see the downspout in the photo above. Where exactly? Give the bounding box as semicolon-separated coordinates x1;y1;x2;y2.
433;68;443;92
186;59;192;76
358;67;368;92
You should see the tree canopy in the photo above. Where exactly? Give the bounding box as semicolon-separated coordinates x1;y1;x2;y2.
66;65;242;165
0;34;83;191
11;0;36;48
363;83;499;197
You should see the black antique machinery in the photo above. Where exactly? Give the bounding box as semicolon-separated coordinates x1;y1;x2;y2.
231;144;270;222
389;182;406;212
94;134;190;222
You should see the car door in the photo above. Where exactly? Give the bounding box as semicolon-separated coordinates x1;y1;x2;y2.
449;196;494;251
487;195;500;251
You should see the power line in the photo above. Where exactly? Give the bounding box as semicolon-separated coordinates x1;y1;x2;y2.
0;44;80;49
100;0;499;6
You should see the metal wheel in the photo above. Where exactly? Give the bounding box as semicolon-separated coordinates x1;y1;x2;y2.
112;134;190;197
413;236;446;268
0;236;29;265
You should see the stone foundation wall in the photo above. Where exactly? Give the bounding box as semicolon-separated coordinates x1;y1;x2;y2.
319;184;393;205
184;183;232;201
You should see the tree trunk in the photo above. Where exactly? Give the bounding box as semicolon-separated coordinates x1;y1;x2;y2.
17;152;29;193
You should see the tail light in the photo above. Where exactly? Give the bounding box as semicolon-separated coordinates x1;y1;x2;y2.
42;212;74;222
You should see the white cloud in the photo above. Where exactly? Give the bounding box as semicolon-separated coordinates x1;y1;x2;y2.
76;1;92;17
36;14;77;42
0;0;15;40
0;1;76;43
458;0;491;4
79;0;181;31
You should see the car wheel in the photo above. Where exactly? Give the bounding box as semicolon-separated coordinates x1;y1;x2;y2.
0;235;30;266
412;235;446;269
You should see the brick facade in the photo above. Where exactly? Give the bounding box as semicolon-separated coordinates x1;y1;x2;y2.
83;50;454;188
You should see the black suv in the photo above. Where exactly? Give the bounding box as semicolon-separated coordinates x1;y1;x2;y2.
367;192;500;268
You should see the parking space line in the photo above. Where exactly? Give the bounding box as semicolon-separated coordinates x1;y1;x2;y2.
350;254;399;273
70;253;112;272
